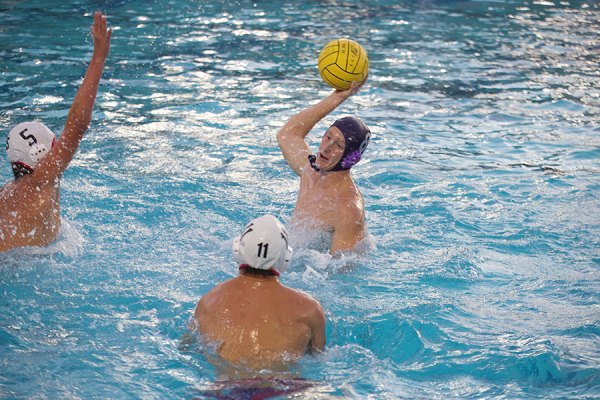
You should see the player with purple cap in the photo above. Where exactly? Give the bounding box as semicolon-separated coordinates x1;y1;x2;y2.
277;80;370;254
308;116;371;172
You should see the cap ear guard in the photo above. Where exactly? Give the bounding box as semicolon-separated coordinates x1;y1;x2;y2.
329;116;371;171
232;235;243;265
280;243;293;273
6;121;55;170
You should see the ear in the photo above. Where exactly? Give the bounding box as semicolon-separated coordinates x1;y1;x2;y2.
280;245;293;273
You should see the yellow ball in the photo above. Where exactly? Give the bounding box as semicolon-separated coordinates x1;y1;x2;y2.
318;38;369;90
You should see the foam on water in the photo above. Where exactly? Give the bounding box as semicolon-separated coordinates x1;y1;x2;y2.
1;0;599;399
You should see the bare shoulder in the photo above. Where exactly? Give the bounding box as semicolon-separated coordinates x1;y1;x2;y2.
7;170;55;194
195;279;233;312
336;181;365;220
284;286;323;311
292;288;325;326
0;181;15;198
198;279;231;304
0;177;46;207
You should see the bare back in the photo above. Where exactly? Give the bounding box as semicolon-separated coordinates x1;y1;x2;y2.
0;177;60;251
194;273;325;371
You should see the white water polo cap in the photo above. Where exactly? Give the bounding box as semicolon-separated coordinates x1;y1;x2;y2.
232;215;293;276
6;121;55;170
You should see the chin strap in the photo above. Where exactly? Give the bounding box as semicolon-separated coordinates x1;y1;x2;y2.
308;155;320;172
11;162;34;179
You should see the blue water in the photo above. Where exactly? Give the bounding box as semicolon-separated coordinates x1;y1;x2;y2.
1;0;599;398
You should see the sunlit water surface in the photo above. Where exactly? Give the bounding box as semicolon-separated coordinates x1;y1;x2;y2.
1;0;599;399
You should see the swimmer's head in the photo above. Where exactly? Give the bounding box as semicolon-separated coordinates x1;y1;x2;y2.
329;116;371;171
6;121;55;178
232;215;293;276
310;116;371;172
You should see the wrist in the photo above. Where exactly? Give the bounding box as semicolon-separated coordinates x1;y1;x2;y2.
328;90;349;106
91;51;108;63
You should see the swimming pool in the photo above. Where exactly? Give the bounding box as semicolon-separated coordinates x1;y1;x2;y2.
1;0;599;398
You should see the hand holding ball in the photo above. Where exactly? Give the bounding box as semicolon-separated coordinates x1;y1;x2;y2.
318;38;369;90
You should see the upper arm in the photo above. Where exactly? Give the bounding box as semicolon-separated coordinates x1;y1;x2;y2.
309;301;326;353
193;298;204;320
30;63;108;183
277;127;310;176
32;126;85;184
192;297;212;336
275;89;354;176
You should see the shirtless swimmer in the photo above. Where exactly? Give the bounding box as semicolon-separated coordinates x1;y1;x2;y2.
193;215;325;372
277;81;371;254
0;12;111;252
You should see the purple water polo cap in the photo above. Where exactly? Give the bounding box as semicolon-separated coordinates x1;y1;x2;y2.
329;116;371;171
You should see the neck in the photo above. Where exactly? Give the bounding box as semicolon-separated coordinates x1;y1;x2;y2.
239;271;279;282
314;168;351;184
239;265;279;279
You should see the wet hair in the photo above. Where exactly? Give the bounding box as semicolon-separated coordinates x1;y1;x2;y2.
239;265;278;277
11;163;33;179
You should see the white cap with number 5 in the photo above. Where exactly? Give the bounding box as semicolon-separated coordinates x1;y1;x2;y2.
6;121;55;170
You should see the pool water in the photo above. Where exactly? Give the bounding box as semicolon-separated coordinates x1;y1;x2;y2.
1;0;599;398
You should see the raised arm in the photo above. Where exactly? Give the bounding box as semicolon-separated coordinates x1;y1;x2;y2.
35;11;112;182
277;81;365;176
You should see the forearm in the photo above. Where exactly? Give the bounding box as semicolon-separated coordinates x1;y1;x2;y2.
64;54;107;137
309;307;326;353
32;11;111;181
278;91;349;140
48;54;107;176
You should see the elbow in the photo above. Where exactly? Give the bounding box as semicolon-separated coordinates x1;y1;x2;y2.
65;110;93;134
276;130;287;148
276;128;286;141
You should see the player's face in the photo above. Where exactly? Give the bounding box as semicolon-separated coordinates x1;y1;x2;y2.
316;126;345;170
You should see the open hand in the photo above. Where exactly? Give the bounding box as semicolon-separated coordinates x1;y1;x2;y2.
91;11;112;60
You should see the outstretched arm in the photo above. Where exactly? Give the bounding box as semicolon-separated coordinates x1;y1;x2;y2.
36;11;112;182
277;80;365;176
